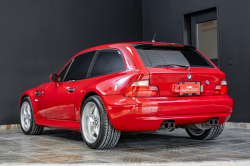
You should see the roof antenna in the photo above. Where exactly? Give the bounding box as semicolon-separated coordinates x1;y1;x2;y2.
152;33;156;43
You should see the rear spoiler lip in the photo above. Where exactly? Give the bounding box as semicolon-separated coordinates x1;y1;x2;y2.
132;43;196;50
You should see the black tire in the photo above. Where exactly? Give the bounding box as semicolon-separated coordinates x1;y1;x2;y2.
20;97;44;135
80;95;121;149
186;124;225;140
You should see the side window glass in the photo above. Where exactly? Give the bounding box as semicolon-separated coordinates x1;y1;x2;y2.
64;51;95;81
59;60;72;82
91;50;125;77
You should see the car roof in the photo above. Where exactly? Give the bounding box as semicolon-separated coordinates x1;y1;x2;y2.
74;41;189;57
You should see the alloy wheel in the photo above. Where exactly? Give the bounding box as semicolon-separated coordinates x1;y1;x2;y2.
20;101;32;131
82;102;101;144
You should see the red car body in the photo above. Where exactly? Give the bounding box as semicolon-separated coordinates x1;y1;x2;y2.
20;42;234;132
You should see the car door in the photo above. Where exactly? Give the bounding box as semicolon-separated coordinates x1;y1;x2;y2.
42;51;96;120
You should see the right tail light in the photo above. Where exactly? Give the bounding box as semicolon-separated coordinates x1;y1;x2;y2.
214;79;228;95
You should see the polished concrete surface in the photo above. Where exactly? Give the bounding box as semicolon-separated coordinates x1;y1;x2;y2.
0;127;250;164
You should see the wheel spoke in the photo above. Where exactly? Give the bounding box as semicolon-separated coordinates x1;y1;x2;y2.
96;115;100;121
88;119;92;136
89;115;95;123
93;107;97;117
93;127;98;138
89;106;95;115
25;105;29;115
27;119;30;126
25;119;28;125
24;109;27;115
27;105;31;115
96;116;100;122
96;125;100;135
27;115;31;120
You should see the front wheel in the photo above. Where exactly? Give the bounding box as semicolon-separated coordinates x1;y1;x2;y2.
186;124;225;140
80;95;121;149
20;97;44;135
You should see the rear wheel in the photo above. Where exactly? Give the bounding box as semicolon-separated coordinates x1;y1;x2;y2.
20;97;44;135
186;124;225;140
81;95;121;149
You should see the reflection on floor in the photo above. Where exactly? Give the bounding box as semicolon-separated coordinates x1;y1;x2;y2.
0;127;250;164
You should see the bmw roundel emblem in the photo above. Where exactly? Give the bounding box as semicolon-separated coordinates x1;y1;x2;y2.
187;74;192;80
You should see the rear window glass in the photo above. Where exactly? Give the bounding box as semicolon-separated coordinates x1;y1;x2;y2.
135;47;214;68
90;50;125;77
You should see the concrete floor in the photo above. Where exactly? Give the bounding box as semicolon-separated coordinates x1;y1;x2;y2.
0;127;250;164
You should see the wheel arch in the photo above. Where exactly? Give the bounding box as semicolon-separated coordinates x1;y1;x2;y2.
78;91;115;129
80;91;99;113
20;94;29;108
20;90;35;108
19;90;41;119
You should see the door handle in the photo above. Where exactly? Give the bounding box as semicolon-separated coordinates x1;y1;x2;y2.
68;88;75;92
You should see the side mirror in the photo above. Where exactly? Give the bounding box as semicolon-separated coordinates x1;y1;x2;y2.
49;74;61;83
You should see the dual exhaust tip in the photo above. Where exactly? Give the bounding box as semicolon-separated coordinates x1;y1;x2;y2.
208;119;219;126
162;119;218;131
164;122;175;129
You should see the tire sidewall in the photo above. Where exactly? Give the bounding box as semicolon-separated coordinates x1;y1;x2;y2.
80;96;107;149
20;97;34;135
186;128;211;140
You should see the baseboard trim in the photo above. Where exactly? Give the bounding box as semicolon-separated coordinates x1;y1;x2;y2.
225;122;250;129
0;122;250;131
0;124;21;131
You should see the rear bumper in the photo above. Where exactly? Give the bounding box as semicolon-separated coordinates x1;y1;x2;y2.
101;95;233;131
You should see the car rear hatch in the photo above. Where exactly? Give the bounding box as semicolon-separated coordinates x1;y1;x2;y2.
134;43;223;97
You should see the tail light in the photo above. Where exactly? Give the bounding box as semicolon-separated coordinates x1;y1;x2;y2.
124;80;159;97
214;79;228;95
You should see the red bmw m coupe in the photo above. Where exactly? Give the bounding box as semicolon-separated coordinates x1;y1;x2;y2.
20;42;233;149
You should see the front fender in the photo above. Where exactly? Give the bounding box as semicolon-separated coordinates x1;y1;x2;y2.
20;83;50;118
19;89;44;118
20;89;36;108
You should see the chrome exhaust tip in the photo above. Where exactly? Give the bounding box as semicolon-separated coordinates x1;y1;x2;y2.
164;122;171;129
214;119;219;125
208;119;215;125
170;122;175;128
164;122;175;129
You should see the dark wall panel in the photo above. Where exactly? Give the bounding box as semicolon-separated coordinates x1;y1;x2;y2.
0;0;143;125
143;0;250;122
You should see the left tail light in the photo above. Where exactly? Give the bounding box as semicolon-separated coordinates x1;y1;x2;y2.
214;79;228;95
124;80;159;97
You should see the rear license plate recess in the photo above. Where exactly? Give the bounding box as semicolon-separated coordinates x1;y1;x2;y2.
179;82;200;96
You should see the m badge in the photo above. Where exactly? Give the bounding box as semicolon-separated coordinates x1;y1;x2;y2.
187;74;192;80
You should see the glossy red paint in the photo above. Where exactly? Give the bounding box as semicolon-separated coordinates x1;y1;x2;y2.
20;42;233;132
102;95;232;131
40;80;82;120
148;67;225;97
